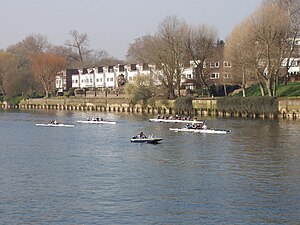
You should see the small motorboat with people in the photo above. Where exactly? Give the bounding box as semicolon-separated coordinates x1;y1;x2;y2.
35;120;75;128
77;117;116;125
169;122;230;134
149;115;203;124
130;132;163;144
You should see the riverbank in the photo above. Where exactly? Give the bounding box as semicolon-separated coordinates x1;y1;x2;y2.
1;97;300;120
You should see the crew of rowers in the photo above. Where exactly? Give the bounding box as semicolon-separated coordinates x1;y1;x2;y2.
87;117;104;121
157;115;192;121
186;122;208;130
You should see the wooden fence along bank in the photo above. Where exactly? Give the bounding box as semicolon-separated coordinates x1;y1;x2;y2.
0;97;300;120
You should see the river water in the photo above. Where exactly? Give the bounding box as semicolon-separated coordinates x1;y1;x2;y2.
0;110;299;224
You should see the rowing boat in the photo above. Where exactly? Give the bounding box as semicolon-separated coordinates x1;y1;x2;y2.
77;120;116;125
169;127;230;134
35;123;75;128
149;118;203;124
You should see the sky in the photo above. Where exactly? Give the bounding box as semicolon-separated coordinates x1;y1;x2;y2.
0;0;262;60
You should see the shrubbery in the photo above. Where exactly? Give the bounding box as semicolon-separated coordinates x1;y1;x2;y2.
2;96;24;104
174;96;193;114
217;96;278;114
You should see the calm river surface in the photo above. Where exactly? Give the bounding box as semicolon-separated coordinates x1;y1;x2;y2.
0;110;299;224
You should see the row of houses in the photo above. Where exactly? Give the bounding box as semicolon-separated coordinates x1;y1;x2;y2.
56;63;159;93
55;60;233;93
56;41;300;94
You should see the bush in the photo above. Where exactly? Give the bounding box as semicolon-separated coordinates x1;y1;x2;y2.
174;96;193;114
217;96;278;115
3;96;24;104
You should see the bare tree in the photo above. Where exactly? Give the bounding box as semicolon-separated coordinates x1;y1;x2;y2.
0;52;15;95
225;20;265;96
250;4;291;96
154;16;188;99
126;16;188;99
264;0;300;84
7;34;49;71
184;24;218;95
65;30;93;63
32;53;67;97
6;34;50;96
126;35;154;63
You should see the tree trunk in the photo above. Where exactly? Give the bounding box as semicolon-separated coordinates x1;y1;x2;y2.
266;79;273;97
242;85;246;97
199;71;210;96
273;77;277;97
242;67;246;97
258;81;265;96
223;84;227;96
168;85;175;99
177;82;181;97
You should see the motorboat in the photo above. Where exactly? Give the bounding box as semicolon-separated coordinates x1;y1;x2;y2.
130;133;163;144
77;117;116;125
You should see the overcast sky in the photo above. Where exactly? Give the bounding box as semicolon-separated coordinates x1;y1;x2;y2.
0;0;262;60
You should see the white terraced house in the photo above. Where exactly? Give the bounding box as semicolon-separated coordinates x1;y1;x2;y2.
55;63;159;93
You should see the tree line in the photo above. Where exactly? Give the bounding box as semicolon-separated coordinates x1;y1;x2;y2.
127;0;300;99
0;30;122;99
0;0;299;101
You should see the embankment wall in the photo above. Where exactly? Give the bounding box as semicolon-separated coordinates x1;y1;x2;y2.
0;97;299;120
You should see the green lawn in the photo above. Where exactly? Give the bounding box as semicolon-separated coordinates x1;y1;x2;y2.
234;82;300;97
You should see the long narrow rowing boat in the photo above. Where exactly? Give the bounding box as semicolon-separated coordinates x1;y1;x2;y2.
169;127;230;134
149;118;203;124
36;123;75;128
77;120;116;125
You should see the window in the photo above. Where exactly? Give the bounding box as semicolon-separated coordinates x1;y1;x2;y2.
223;73;230;79
108;66;114;72
291;61;298;67
110;78;113;81
187;74;192;79
210;62;219;68
100;78;102;82
210;73;220;79
90;79;93;83
131;64;137;71
223;61;231;67
119;65;125;72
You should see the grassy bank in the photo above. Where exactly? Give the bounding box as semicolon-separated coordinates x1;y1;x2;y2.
234;82;300;97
